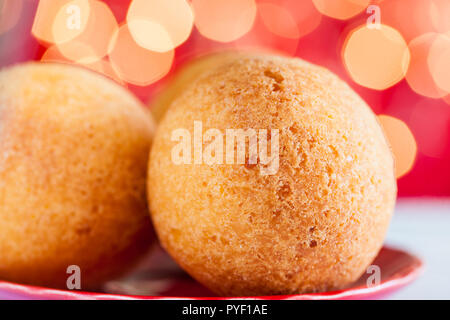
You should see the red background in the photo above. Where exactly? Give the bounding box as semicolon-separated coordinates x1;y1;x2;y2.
1;0;449;197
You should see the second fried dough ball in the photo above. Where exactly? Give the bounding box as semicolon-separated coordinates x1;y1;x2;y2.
148;54;396;296
0;62;156;289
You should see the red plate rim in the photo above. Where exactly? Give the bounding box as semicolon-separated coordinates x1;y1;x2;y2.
0;245;424;300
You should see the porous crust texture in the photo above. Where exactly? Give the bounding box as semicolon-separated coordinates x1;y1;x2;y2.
148;54;397;296
0;62;156;289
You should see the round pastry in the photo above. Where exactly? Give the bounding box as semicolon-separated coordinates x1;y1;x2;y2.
148;54;396;296
0;62;155;289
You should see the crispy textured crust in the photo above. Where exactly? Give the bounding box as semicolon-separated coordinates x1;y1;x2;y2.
148;54;396;296
0;62;156;289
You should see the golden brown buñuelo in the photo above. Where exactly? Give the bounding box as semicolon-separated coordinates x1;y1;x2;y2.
0;62;156;289
148;53;396;296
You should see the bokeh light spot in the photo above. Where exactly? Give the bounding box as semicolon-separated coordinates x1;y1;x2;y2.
285;0;322;39
51;0;91;44
234;25;299;57
127;0;193;52
312;0;369;20
192;0;257;43
406;33;448;99
409;101;450;159
109;24;174;86
33;0;72;43
443;95;450;105
258;3;299;39
379;0;436;41
428;33;450;93
343;24;410;90
0;0;23;35
378;115;417;179
55;0;118;64
430;0;450;33
128;19;173;53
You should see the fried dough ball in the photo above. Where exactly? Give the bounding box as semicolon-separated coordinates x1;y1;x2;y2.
148;54;396;296
0;62;155;289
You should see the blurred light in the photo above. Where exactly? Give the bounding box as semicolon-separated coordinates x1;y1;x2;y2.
127;0;193;52
53;41;98;64
312;0;369;20
379;0;436;41
233;1;303;56
109;24;174;86
192;0;257;43
233;19;299;56
94;59;125;85
41;44;68;62
378;115;417;179
51;0;91;44
234;31;299;57
288;0;322;39
409;100;450;159
428;33;450;93
343;24;410;90
258;0;322;39
430;0;450;33
33;0;72;43
406;33;448;98
258;3;299;39
444;95;450;105
0;0;23;35
55;0;118;64
41;45;124;84
287;0;322;39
